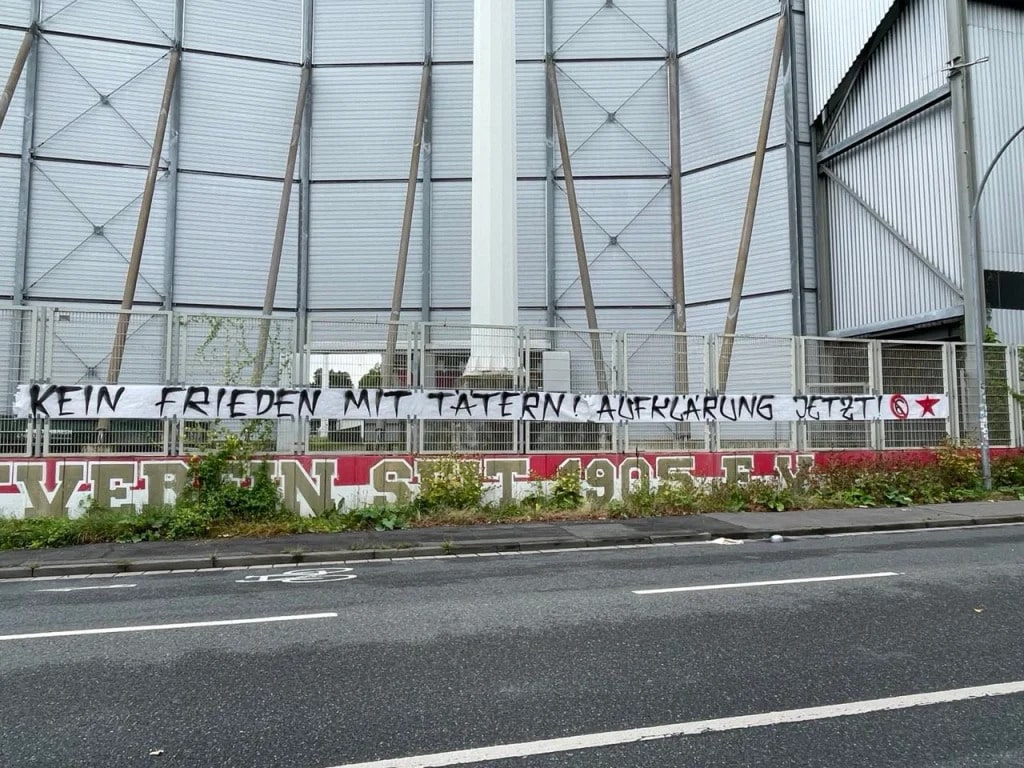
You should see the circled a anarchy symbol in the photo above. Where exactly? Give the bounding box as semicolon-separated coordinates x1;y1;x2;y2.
890;394;910;420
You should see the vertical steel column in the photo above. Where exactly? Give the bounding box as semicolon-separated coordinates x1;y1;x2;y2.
162;0;183;312
162;0;183;457
106;48;181;386
10;5;39;423
947;0;989;486
383;61;431;385
296;0;314;461
717;13;786;391
547;62;608;393
666;0;689;403
297;0;313;365
13;0;40;308
782;0;806;335
253;63;311;385
0;28;33;132
421;0;434;322
544;0;556;329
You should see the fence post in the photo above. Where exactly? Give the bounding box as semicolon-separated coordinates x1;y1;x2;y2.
869;340;885;450
161;310;174;456
793;336;806;451
26;307;40;457
40;308;55;456
706;334;720;453
618;329;626;450
521;325;532;453
942;342;960;444
416;321;428;455
1007;345;1021;449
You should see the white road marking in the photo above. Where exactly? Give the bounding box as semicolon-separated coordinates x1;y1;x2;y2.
632;571;900;595
325;680;1024;768
36;584;137;593
1;521;1021;586
0;612;338;641
237;568;356;584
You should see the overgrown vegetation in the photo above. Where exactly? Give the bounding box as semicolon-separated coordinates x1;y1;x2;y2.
4;440;1024;552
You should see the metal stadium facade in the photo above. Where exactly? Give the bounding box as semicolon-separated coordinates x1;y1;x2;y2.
0;0;1022;475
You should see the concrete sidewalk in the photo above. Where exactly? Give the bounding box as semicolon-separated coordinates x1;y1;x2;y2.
2;500;1023;579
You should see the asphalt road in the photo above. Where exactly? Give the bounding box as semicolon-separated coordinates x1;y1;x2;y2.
1;525;1022;767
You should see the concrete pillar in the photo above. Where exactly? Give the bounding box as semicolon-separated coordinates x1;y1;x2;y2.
466;0;519;376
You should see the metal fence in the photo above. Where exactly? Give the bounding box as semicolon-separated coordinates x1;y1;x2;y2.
3;305;1021;455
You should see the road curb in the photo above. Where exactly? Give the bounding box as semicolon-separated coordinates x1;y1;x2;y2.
3;514;1023;580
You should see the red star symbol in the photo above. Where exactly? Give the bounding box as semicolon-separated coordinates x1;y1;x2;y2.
916;396;941;416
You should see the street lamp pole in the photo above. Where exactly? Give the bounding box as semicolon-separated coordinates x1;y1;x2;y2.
967;123;1024;491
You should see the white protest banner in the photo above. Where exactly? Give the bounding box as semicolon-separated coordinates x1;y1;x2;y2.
13;384;948;424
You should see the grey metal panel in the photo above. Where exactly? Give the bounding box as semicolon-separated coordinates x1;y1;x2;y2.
179;54;299;177
0;28;26;154
990;309;1024;347
432;0;473;62
432;0;618;62
424;308;469;327
557;308;671;337
430;64;471;177
183;0;301;62
555;179;672;308
967;2;1024;274
553;0;665;59
428;181;470;307
26;161;165;303
802;289;818;335
677;0;778;51
682;148;793;304
311;66;422;181
432;63;547;178
517;63;547;178
679;19;787;172
805;0;896;118
557;60;669;176
829;0;948;142
34;36;168;166
40;0;173;44
307;183;421;311
175;174;297;308
0;0;31;27
826;105;961;331
791;7;811;144
0;157;18;296
516;0;546;60
800;143;816;290
313;0;423;64
518;181;547;308
686;292;796;336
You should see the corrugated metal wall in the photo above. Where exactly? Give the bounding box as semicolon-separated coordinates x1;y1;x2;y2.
806;0;895;118
0;23;26;299
968;2;1024;280
0;0;812;362
813;0;964;334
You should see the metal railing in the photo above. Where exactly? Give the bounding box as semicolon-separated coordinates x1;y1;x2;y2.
2;305;1019;456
